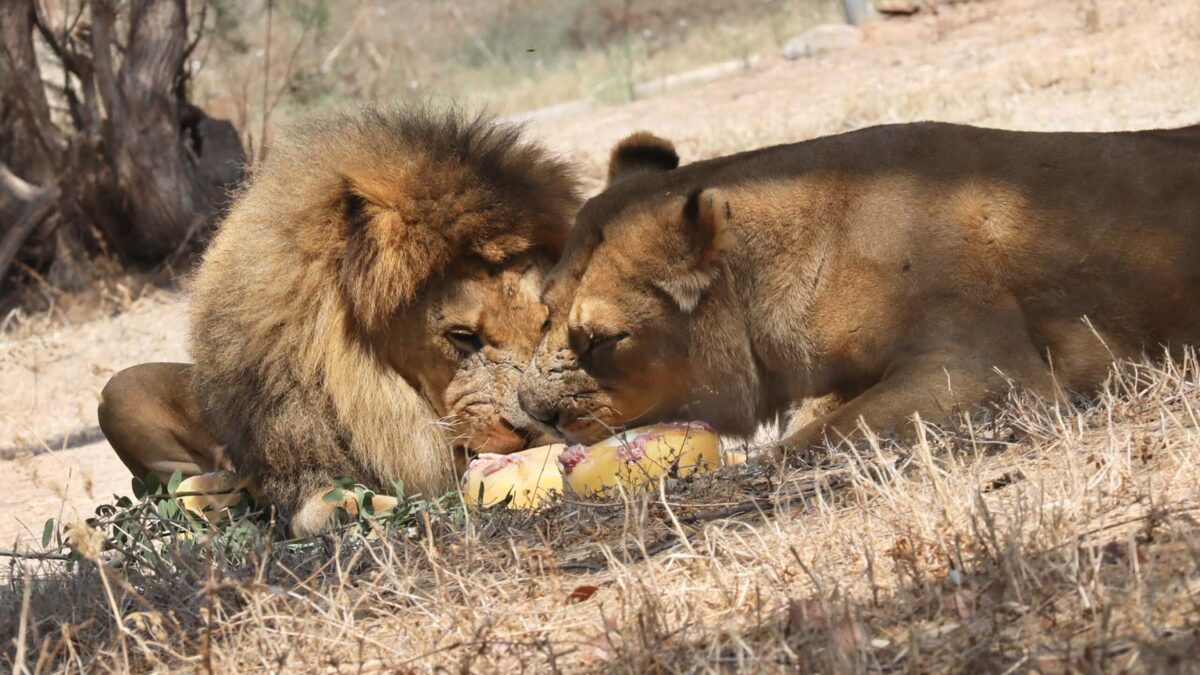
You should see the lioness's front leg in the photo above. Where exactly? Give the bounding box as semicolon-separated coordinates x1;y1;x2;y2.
98;362;233;483
777;346;1059;458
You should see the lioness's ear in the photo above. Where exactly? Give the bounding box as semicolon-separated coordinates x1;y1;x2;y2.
607;132;679;186
657;188;733;313
681;187;732;270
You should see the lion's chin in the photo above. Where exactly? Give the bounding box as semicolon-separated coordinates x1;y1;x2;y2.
558;417;621;446
525;429;562;447
466;426;529;455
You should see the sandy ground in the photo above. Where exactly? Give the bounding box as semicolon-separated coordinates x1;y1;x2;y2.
1;0;1197;548
0;293;188;545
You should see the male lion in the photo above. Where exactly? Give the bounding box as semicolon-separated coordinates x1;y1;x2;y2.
98;107;578;535
517;122;1200;457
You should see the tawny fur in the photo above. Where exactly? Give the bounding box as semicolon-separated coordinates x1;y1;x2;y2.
519;121;1200;454
190;106;578;534
606;131;680;184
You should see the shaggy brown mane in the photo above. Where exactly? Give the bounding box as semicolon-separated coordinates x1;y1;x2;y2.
251;105;578;330
188;105;579;534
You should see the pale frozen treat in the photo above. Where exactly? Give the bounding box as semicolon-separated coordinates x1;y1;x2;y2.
175;471;253;522
558;422;742;498
462;444;566;508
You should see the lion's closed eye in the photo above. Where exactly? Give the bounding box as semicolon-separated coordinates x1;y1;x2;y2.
445;327;484;356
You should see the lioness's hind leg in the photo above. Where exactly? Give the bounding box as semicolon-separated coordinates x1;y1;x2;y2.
778;336;1060;459
98;362;231;483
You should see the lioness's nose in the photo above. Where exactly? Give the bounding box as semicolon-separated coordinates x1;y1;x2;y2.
519;388;560;429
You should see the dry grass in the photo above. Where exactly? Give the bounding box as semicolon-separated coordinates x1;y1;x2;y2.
3;353;1199;672
190;0;840;137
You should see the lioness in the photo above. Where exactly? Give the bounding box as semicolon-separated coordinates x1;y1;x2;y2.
517;122;1200;456
99;107;578;535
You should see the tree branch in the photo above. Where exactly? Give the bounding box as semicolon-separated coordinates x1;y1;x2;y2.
0;547;73;561
0;164;58;288
33;6;94;133
183;1;207;62
0;164;44;203
88;0;125;129
264;0;324;128
33;2;92;84
0;0;65;165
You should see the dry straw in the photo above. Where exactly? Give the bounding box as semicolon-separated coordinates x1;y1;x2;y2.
2;352;1198;671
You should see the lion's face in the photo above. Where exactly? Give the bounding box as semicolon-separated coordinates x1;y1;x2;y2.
383;253;557;462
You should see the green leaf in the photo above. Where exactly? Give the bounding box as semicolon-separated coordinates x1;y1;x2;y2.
167;469;183;495
322;487;345;504
392;479;405;499
143;472;163;496
333;476;355;489
131;475;147;500
42;518;55;548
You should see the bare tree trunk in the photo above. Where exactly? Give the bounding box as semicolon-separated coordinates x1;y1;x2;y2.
0;0;62;283
0;0;63;175
104;0;207;259
0;0;244;294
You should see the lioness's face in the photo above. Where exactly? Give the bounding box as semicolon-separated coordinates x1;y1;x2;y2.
384;253;556;462
519;189;718;444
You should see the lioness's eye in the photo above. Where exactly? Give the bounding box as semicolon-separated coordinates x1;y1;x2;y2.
579;330;629;358
446;328;483;356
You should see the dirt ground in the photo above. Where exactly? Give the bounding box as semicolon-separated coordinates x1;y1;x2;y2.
2;0;1197;549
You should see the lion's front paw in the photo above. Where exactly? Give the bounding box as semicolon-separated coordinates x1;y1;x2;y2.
365;493;399;514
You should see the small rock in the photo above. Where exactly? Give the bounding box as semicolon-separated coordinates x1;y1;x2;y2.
879;0;921;15
781;24;864;61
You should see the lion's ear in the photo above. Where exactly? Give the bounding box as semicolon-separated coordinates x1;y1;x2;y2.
607;132;679;186
339;184;448;332
657;187;733;313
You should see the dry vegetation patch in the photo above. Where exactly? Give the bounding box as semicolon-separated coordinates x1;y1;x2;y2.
4;355;1199;672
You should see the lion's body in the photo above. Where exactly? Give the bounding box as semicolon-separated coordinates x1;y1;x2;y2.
520;122;1200;452
182;107;577;534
